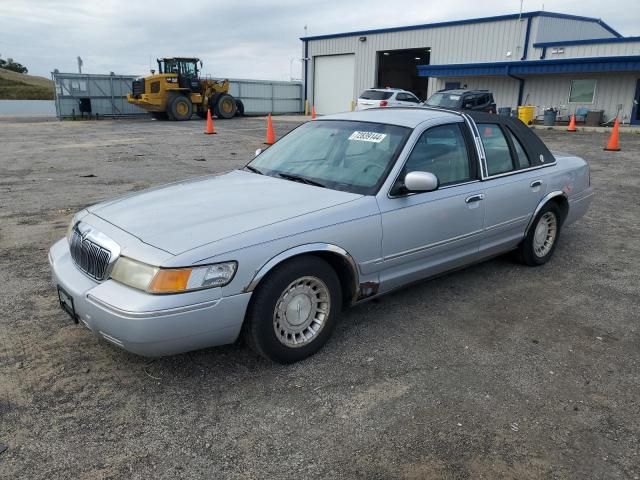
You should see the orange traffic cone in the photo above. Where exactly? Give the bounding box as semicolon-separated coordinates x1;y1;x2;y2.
311;105;316;120
567;114;577;132
604;117;621;151
265;114;275;145
204;108;216;135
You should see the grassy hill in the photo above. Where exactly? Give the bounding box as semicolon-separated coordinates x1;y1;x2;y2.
0;68;54;100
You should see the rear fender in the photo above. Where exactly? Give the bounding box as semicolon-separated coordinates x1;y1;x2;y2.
524;191;568;236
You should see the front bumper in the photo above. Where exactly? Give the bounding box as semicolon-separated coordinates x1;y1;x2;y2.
48;238;251;357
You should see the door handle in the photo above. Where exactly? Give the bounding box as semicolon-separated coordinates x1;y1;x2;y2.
465;194;485;203
530;180;542;188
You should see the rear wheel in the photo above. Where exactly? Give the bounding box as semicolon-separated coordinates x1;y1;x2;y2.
168;95;193;121
244;256;341;363
214;93;237;119
235;99;245;116
517;202;562;266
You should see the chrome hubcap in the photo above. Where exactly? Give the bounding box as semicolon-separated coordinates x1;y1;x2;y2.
533;211;557;257
273;276;330;348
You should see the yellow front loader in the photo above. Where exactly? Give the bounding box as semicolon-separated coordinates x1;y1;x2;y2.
127;57;243;121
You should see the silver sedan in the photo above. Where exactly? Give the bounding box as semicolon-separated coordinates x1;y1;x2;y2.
49;108;593;363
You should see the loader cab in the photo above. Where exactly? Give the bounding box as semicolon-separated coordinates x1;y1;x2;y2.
157;57;202;91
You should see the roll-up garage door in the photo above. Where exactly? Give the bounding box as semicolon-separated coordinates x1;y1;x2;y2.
313;54;355;115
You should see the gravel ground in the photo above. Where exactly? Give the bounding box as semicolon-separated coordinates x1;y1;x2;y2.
0;116;638;479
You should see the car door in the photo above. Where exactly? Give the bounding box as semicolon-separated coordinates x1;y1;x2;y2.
376;121;485;292
389;92;404;107
397;92;421;107
476;122;547;255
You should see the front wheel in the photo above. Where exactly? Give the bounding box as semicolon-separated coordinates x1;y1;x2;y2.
244;256;341;363
214;93;237;119
517;202;562;266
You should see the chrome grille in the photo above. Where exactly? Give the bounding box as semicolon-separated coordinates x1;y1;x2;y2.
69;228;112;280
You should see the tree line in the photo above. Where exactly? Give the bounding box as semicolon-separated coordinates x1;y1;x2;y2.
0;55;28;74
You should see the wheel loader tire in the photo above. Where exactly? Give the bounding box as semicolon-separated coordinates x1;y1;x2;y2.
168;95;193;121
214;93;237;119
235;99;245;117
208;93;222;111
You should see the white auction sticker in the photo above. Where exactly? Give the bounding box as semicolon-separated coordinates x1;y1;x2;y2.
348;131;387;143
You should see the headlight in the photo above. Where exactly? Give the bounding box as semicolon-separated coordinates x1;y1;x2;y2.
110;257;237;294
111;257;159;291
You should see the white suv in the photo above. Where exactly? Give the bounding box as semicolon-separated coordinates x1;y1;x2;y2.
355;88;421;110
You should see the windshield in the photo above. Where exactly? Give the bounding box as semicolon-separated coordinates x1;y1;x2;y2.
359;90;393;100
425;92;462;108
159;59;197;76
247;120;410;195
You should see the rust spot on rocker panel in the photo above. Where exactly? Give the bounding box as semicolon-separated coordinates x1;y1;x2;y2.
357;281;379;300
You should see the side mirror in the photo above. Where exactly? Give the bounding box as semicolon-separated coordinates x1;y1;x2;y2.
404;171;439;192
254;148;263;157
199;60;203;68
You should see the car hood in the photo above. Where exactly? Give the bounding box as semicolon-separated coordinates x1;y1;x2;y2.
88;170;362;255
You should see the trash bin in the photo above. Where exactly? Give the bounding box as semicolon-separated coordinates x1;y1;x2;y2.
517;105;535;125
585;110;604;126
543;109;557;126
498;107;512;117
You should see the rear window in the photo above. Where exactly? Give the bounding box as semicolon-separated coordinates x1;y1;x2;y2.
425;92;462;108
360;90;393;100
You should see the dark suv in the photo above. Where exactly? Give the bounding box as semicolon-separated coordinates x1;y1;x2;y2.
424;89;496;113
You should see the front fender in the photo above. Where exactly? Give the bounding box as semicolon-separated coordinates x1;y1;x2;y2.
243;243;360;298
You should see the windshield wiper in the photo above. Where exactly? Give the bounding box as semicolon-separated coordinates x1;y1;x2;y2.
244;165;264;175
277;172;326;188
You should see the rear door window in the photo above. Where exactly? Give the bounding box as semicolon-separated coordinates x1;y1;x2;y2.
478;124;515;176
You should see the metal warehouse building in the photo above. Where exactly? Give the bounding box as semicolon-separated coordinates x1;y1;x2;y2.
301;11;640;125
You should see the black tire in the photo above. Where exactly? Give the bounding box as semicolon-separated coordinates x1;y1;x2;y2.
168;95;193;121
244;256;342;363
234;99;245;116
208;93;222;111
214;93;237;119
151;112;169;120
517;202;562;266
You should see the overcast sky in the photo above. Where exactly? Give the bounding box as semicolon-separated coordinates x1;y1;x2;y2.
1;0;638;80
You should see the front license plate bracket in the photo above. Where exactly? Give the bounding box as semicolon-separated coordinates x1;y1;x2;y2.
57;286;79;324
